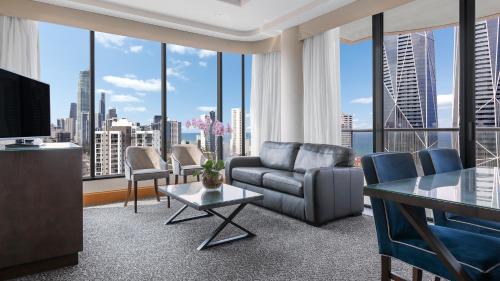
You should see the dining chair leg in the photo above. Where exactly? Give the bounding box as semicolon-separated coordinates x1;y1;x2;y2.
183;175;188;183
381;255;391;281
134;181;138;213
154;179;160;202
412;267;423;281
124;180;132;207
175;175;178;184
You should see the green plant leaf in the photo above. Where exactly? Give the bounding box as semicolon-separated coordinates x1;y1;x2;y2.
214;160;225;171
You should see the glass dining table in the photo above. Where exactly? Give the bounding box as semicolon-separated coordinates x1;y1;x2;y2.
364;167;499;281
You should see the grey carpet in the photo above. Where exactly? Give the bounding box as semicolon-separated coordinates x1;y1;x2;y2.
16;199;437;281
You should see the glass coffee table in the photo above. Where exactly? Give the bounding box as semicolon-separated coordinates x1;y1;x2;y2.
158;182;264;250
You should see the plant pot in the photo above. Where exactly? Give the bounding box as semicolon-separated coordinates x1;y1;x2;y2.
202;173;224;190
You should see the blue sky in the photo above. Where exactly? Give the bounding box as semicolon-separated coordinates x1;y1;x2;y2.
40;22;455;132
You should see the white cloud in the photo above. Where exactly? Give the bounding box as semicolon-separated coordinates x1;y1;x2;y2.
199;61;208;67
198;49;216;58
167;81;175;92
97;88;113;95
110;94;142;103
124;106;147;112
350;97;372;104
136;92;147;97
167;60;191;80
129;45;143;53
103;75;161;92
167;44;216;59
95;33;126;48
437;94;453;108
197;106;216;112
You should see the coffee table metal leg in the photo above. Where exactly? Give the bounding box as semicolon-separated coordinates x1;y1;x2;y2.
197;203;254;251
165;204;213;225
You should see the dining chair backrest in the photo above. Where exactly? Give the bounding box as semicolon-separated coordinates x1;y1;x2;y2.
418;148;463;176
362;152;427;248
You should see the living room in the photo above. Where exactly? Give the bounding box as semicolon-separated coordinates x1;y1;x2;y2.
1;0;500;280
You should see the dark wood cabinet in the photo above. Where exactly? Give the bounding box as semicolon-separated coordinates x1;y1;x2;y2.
0;143;82;279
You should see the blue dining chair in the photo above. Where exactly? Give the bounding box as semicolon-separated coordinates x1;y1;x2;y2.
418;148;500;238
362;152;500;281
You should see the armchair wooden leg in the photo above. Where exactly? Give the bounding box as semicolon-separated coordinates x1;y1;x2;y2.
434;277;441;281
197;175;200;182
124;180;132;207
183;175;188;183
154;179;160;202
134;181;138;213
167;174;170;185
167;196;171;208
381;255;391;281
412;267;423;281
175;175;178;184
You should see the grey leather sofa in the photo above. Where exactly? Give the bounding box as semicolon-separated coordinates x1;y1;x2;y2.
225;141;364;226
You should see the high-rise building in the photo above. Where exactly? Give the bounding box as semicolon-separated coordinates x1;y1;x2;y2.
99;92;106;130
167;120;182;152
199;111;216;153
341;113;353;148
107;107;117;120
134;130;161;153
64;117;75;140
95;130;124;175
383;32;438;152
452;18;500;166
76;70;90;147
230;108;242;155
69;102;77;120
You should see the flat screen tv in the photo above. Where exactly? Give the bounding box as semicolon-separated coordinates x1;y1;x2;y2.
0;68;50;139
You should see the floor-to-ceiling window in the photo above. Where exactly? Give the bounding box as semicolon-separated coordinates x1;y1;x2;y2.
167;44;217;162
382;2;458;170
94;33;161;176
222;53;243;159
474;10;500;167
340;19;373;167
244;55;252;156
39;22;90;176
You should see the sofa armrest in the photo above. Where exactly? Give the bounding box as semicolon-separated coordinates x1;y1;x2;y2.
225;156;262;184
304;167;364;225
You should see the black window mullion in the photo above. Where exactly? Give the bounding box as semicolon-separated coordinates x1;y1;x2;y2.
90;30;96;178
241;54;245;156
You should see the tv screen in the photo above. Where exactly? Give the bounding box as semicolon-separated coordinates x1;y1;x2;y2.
0;68;50;138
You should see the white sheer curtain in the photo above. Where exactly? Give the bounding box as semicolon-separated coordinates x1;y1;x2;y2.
302;28;341;145
0;16;39;79
250;52;281;155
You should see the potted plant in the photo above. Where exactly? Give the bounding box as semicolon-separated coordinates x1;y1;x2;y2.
194;159;225;190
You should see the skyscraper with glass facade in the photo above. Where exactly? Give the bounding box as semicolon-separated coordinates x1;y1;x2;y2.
383;32;438;152
452;18;500;166
76;70;90;147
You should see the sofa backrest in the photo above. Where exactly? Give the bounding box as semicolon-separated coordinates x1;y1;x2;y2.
259;141;301;171
293;143;354;173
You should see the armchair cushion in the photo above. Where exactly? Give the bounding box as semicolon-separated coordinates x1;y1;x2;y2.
259;141;301;171
294;143;354;173
130;168;168;181
262;171;304;197
232;167;276;186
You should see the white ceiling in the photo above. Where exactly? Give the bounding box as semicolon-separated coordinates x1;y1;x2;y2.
35;0;356;41
340;0;500;43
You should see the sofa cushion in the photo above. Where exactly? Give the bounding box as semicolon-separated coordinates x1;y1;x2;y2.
231;167;275;186
260;141;301;171
293;143;354;173
262;171;304;197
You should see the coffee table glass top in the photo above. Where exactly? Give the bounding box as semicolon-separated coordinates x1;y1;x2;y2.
160;182;263;210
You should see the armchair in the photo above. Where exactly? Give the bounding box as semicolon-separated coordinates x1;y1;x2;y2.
125;146;170;213
171;144;207;184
